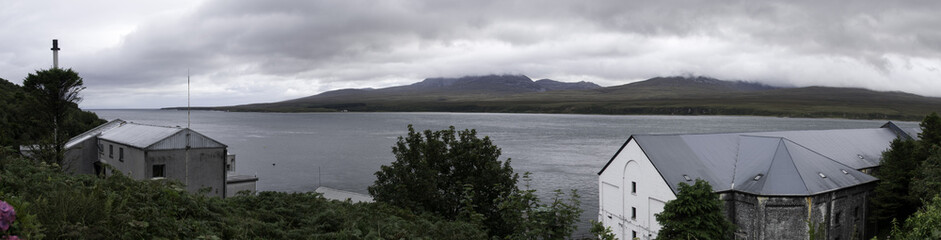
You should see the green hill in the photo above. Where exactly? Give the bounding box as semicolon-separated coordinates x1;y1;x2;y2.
195;75;941;121
0;77;104;148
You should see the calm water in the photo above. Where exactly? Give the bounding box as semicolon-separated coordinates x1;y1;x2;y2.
91;110;918;235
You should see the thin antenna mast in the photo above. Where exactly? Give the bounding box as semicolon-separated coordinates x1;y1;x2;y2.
188;69;191;129
185;69;191;187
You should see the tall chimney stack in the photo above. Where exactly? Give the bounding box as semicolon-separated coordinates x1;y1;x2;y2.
51;39;61;68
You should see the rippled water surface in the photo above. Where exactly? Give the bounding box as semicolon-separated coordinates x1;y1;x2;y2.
92;110;917;235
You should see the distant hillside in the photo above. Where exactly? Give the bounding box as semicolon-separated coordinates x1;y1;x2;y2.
0;77;105;148
185;75;941;121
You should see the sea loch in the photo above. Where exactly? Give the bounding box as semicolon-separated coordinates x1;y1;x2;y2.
91;110;918;234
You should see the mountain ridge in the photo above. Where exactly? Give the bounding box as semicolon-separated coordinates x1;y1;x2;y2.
174;75;941;121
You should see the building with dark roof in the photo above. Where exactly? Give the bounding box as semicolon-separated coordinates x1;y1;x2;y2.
597;122;919;240
65;119;258;198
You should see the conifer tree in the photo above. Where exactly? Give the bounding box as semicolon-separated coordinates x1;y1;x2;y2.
22;68;86;165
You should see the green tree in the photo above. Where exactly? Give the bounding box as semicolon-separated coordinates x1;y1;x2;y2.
21;68;86;165
369;125;582;238
918;112;941;147
500;174;582;239
871;112;941;232
589;220;616;240
655;179;734;240
369;125;518;236
913;148;941;201
887;194;941;240
0;78;43;148
870;138;922;226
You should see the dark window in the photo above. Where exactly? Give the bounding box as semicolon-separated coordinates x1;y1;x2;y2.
152;164;165;178
119;148;124;162
98;144;103;153
109;145;113;158
632;207;636;219
834;211;842;226
632;231;637;239
854;207;859;221
632;181;637;194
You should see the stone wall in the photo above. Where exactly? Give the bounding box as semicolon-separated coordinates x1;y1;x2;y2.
721;183;874;240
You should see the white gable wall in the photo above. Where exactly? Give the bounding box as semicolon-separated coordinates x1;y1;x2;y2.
599;139;676;240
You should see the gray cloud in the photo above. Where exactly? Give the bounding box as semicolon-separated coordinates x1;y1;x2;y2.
1;0;940;108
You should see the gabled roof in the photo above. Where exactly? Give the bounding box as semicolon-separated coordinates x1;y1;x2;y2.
599;122;916;196
65;119;126;149
96;122;226;150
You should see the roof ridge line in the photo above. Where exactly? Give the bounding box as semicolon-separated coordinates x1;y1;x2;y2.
755;137;785;193
781;138;862;172
125;121;182;129
780;139;812;194
730;136;741;190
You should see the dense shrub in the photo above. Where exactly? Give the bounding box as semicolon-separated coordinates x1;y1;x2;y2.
0;156;485;239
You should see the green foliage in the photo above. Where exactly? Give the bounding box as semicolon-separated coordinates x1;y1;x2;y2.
871;112;941;231
918;112;941;147
0;156;486;239
887;195;941;239
654;179;734;240
870;138;923;226
588;220;616;240
499;174;583;240
0;78;43;149
913;148;941;201
369;125;518;236
0;76;104;163
22;68;88;165
369;125;582;239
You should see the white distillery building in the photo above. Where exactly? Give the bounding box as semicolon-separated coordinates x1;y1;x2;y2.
65;119;258;198
597;122;919;240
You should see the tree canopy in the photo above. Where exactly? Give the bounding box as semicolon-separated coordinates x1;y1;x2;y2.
21;68;89;165
870;112;941;236
369;125;581;239
655;179;734;240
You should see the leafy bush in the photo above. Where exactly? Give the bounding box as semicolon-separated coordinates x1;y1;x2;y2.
0;156;485;239
369;125;582;239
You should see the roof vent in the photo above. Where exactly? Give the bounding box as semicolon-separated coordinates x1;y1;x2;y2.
818;172;827;178
683;175;692;181
841;169;849;174
857;154;865;159
753;174;763;181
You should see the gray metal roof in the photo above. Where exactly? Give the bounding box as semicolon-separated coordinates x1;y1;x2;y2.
65;119;126;149
97;122;225;150
610;123;911;196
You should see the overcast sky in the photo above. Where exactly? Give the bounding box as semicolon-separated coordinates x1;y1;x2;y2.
2;0;940;109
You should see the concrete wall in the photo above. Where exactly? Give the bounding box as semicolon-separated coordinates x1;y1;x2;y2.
99;139;146;179
146;148;226;197
226;181;256;198
64;138;98;175
724;184;873;240
598;139;677;240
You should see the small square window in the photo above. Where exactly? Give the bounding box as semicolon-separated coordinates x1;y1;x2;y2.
119;148;124;162
632;181;637;194
632;207;637;219
152;164;165;178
